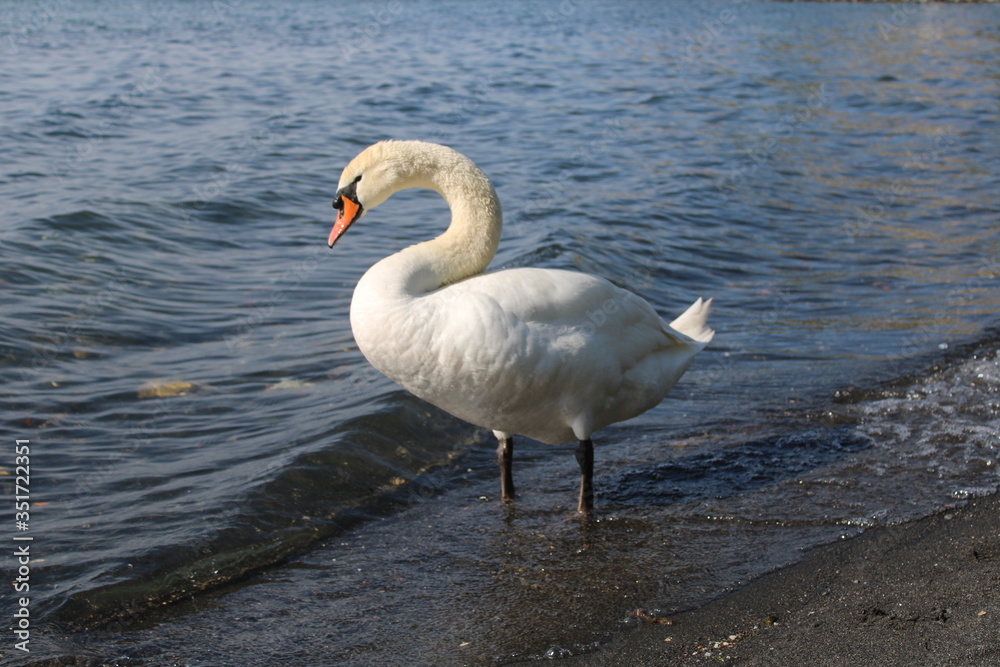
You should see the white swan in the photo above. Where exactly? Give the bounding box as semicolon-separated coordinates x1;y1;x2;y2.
328;141;713;513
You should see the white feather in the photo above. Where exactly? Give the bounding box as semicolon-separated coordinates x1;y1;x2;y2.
334;140;713;447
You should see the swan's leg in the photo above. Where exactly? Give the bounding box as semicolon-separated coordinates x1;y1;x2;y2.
497;436;515;502
575;438;594;513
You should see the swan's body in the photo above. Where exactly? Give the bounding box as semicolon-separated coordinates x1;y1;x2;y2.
329;141;713;512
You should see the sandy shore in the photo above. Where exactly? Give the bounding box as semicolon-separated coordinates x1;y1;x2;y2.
556;493;1000;666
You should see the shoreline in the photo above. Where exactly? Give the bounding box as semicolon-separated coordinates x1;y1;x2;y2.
556;492;1000;666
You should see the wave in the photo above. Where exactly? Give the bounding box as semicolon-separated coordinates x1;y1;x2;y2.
48;393;478;631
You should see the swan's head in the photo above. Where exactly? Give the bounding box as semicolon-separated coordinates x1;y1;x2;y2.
328;140;477;248
329;171;365;247
328;141;433;247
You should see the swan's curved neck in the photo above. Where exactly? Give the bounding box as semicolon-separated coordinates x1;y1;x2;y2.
379;154;502;296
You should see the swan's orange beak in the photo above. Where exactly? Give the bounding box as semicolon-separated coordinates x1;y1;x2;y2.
328;195;362;248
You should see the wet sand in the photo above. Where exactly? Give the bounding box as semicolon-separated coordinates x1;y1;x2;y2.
556;492;1000;666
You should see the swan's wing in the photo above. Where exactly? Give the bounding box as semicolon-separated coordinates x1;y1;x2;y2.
445;267;696;348
411;268;706;442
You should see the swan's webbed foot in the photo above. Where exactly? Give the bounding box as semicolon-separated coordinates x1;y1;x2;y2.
575;438;594;514
497;436;515;502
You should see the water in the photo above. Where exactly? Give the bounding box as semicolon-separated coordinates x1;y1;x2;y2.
1;0;998;664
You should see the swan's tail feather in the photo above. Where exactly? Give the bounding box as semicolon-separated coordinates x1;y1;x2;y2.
670;297;714;344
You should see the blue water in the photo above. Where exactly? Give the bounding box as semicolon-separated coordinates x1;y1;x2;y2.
2;1;999;664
